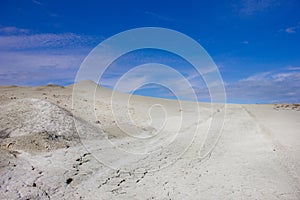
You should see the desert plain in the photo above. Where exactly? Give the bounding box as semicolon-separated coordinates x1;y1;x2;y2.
0;80;299;199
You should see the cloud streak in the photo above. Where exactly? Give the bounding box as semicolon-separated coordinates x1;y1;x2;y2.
0;26;102;86
285;21;300;33
234;0;281;15
116;67;300;103
0;26;299;103
0;26;30;35
225;68;300;103
0;33;99;50
144;11;178;22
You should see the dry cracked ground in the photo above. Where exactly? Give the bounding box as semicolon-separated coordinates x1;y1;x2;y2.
0;81;300;199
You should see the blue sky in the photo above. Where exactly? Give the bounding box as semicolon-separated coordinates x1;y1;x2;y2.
0;0;300;103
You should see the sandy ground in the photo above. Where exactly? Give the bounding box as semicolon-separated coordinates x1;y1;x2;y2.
0;80;299;199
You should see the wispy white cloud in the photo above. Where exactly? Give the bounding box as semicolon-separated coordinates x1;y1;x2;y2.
226;68;300;103
286;66;300;70
285;27;296;33
142;67;300;103
0;26;30;35
234;0;281;15
0;32;98;50
83;55;300;103
0;26;102;86
32;0;43;5
285;21;300;33
144;11;178;22
0;50;88;86
0;51;86;71
1;26;298;103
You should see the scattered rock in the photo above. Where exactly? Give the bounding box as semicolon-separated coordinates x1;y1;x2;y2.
66;178;73;184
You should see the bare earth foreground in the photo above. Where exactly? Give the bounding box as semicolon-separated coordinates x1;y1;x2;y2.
0;80;299;199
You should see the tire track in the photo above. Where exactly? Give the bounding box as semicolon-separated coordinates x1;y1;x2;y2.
242;105;300;196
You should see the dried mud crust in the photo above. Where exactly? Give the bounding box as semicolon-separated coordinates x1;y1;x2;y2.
0;131;76;152
0;98;100;153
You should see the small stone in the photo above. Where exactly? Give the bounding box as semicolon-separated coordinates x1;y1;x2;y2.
66;178;73;184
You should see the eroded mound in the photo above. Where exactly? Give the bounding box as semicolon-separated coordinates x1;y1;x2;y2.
0;98;99;152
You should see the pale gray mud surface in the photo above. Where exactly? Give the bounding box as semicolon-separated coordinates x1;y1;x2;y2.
0;84;299;199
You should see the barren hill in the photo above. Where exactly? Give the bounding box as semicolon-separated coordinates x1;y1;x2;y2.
0;82;299;199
